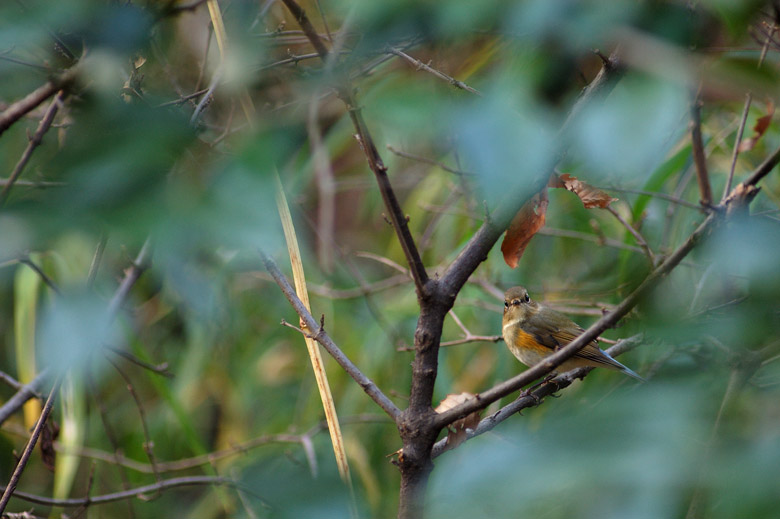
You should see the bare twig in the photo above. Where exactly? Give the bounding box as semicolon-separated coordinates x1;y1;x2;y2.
435;210;719;429
18;256;61;294
260;251;401;421
600;185;701;210
389;48;482;96
690;90;713;207
0;68;77;137
105;357;162;484
606;206;656;264
724;94;751;199
431;336;643;457
280;0;430;297
0;377;62;515
106;240;152;320
0;370;48;426
0;91;65;205
62;414;387;474
1;475;235;507
386;145;475;177
107;347;173;377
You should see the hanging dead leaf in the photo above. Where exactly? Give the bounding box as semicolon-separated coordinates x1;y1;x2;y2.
435;392;480;452
40;420;59;472
552;173;617;209
738;100;775;152
501;189;548;268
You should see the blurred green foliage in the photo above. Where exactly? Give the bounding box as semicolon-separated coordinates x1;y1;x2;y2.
0;0;779;518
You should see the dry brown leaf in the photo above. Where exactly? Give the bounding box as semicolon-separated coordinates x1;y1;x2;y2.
501;189;548;269
738;100;775;152
435;392;480;452
552;173;617;209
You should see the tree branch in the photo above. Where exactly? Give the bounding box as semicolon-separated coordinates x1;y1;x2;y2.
1;475;235;507
0;68;77;137
260;251;402;421
0;90;66;205
0;377;62;515
435;211;719;429
690;91;713;206
431;336;643;457
280;0;430;298
389;48;482;96
0;370;49;426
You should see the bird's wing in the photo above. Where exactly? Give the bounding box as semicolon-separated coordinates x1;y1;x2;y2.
524;312;618;366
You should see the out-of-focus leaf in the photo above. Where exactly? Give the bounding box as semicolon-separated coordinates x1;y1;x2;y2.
501;189;548;268
738;100;774;152
551;173;617;208
568;74;687;181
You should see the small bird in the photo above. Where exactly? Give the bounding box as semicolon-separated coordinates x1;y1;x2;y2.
502;286;644;381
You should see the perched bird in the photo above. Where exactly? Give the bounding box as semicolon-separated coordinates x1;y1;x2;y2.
502;286;644;381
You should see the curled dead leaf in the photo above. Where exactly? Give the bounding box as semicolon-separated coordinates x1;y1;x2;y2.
738;100;775;152
435;392;481;452
501;189;548;269
552;173;617;209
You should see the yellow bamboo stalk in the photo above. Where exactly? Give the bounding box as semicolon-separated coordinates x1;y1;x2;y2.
274;174;353;488
205;0;255;125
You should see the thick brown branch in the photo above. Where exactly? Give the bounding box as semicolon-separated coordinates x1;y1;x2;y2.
279;0;330;59
260;251;402;421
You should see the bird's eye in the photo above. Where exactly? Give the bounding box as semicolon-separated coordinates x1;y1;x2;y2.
524;293;530;303
504;301;509;308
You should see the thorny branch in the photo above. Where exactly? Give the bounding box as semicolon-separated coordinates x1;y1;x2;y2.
261;250;402;421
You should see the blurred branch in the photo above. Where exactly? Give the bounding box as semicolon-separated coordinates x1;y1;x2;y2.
17;256;61;295
685;347;765;518
431;336;643;458
105;357;162;483
0;376;62;515
280;0;430;298
605;206;656;265
436;210;718;428
389;48;482;96
0;68;77;137
64;414;388;474
1;475;235;507
690;91;713;207
0;370;48;426
724;94;751;199
437;141;780;428
106;240;151;320
260;251;402;421
386;145;475;177
601;185;701;210
0;91;66;205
